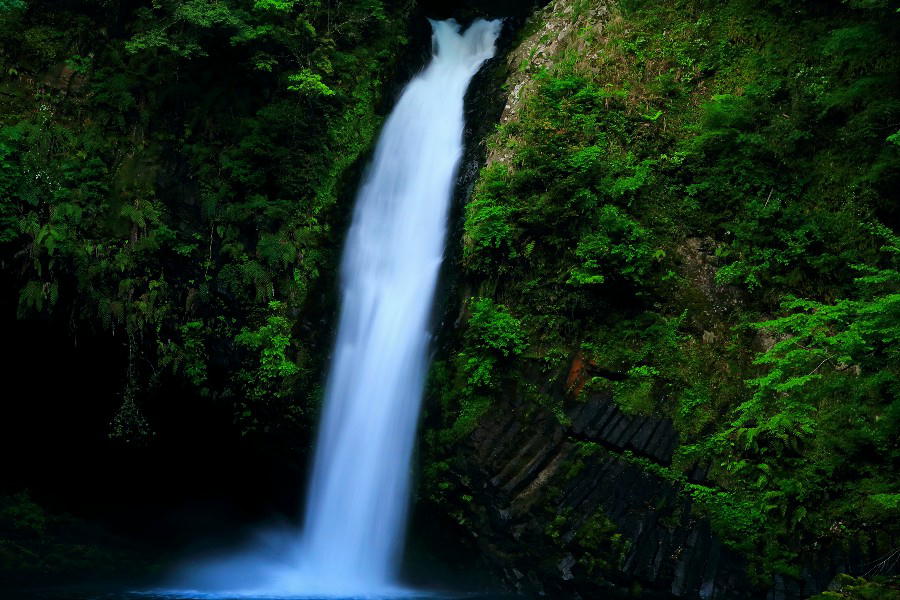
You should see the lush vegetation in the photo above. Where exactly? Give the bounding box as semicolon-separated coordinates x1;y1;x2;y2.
1;0;897;595
428;0;900;591
0;0;414;582
0;491;147;583
0;0;413;442
807;574;900;600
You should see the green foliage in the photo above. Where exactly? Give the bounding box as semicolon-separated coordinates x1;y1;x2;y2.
233;300;303;434
0;491;148;582
464;297;527;358
674;235;899;575
287;69;335;97
1;0;898;589
458;297;525;390
463;66;655;291
163;320;209;389
423;299;527;449
253;0;297;12
109;392;154;446
807;574;900;600
0;492;47;538
740;242;899;453
430;0;900;589
581;310;687;415
0;0;412;441
235;300;300;381
567;204;655;288
462;163;516;272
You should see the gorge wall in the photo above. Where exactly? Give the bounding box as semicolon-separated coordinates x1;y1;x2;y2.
421;0;900;598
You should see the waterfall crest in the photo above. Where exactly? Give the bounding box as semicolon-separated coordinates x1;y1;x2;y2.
167;18;501;598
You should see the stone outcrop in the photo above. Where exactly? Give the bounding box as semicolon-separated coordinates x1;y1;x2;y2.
452;380;754;599
487;0;611;167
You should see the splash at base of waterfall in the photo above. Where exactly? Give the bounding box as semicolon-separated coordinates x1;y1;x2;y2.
159;18;501;600
158;527;412;598
5;585;512;600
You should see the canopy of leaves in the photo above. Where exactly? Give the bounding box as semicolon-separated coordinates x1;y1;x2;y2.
0;0;412;441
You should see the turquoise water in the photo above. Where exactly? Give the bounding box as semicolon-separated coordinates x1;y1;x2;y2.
3;589;509;600
6;594;507;600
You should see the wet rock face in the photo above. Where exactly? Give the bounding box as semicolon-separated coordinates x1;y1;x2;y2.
431;1;757;596
456;387;755;599
568;397;678;465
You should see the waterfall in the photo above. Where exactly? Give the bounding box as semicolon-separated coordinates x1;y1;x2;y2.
296;17;501;593
166;18;501;598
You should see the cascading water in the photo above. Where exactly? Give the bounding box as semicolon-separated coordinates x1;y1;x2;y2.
295;16;501;593
166;18;501;599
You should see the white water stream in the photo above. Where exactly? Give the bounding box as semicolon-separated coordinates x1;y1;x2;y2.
168;18;501;598
297;18;502;593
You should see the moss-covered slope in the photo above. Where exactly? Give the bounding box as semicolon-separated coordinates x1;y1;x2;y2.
423;0;900;597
